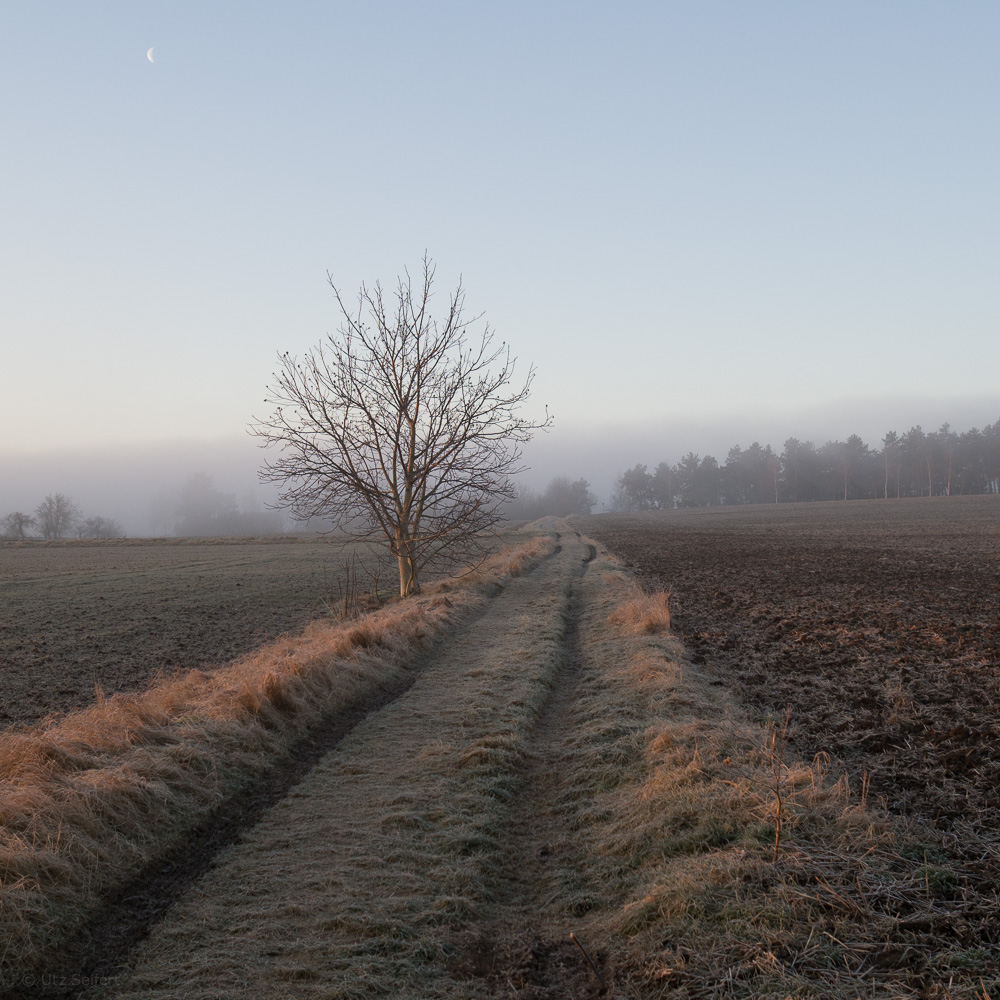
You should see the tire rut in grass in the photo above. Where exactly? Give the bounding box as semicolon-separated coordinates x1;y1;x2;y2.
21;673;424;1000
22;540;564;1000
459;535;609;999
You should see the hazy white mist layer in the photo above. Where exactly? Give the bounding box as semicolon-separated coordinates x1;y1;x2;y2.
3;394;995;534
0;437;281;537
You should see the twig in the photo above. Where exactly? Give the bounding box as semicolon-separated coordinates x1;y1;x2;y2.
768;707;793;861
570;932;607;988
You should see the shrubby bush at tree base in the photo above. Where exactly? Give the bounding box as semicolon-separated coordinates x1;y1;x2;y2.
613;419;1000;509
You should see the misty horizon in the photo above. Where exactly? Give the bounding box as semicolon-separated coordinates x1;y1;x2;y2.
3;393;997;536
5;7;1000;482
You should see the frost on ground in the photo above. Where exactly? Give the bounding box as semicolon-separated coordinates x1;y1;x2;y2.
57;518;985;1000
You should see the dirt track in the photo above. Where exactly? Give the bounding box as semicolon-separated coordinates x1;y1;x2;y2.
16;516;997;997
74;527;610;999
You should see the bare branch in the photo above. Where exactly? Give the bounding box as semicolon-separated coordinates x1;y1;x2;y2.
251;257;552;595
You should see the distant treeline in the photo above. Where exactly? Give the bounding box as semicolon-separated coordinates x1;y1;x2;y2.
1;493;126;541
612;420;1000;510
1;474;284;540
507;476;597;520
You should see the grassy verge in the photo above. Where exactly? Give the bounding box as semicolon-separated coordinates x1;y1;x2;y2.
9;525;991;996
557;544;996;997
87;529;585;998
0;532;553;992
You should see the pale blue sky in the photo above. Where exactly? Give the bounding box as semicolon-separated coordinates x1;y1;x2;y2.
3;2;998;480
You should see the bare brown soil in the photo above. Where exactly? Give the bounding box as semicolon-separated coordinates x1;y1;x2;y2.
578;497;1000;915
0;538;388;728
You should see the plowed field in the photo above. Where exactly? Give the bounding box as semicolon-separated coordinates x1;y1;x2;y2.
579;496;1000;879
0;538;382;729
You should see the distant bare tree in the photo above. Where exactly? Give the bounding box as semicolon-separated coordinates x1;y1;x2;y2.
254;256;551;596
35;493;80;540
1;511;36;540
504;484;542;522
504;476;595;520
80;515;125;539
539;476;596;516
174;473;241;536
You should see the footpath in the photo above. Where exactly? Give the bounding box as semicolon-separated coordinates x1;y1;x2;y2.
16;521;976;998
90;527;618;999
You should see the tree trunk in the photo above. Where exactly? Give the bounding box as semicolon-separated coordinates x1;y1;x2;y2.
395;531;420;597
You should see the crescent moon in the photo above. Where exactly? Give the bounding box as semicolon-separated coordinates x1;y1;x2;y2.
147;47;155;63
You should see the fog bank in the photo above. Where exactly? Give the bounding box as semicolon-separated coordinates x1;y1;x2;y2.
518;393;1000;509
2;393;996;533
0;437;282;537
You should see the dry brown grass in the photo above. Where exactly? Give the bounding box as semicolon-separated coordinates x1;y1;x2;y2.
0;531;553;992
557;547;996;997
606;582;671;635
84;529;580;999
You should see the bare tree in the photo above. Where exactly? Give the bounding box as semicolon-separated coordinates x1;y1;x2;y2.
35;493;80;540
253;256;551;596
174;473;241;536
80;515;126;539
1;511;36;540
